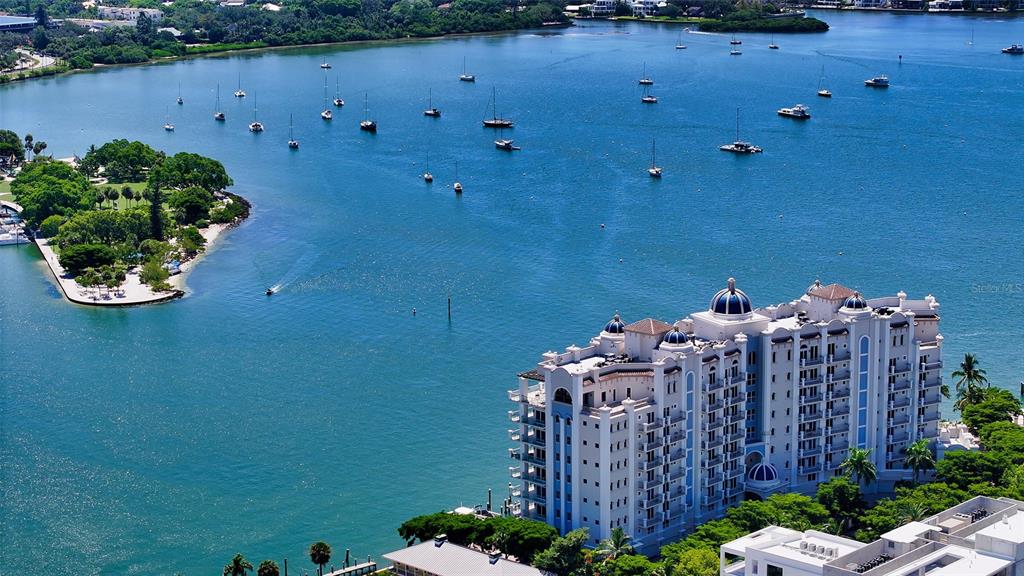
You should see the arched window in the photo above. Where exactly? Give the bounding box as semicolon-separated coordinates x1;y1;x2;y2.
554;388;572;404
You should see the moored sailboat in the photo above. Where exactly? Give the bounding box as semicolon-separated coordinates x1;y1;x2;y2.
648;139;662;178
482;87;513;128
360;93;377;132
234;73;246;98
720;108;762;154
249;94;264;132
214;84;226;121
288;113;299;149
424;88;441;117
333;77;344;107
638;62;653;85
459;57;475;82
320;73;333;120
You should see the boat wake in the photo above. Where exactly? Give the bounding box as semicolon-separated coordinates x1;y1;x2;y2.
263;248;319;294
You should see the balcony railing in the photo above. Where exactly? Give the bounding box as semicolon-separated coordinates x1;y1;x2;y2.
799;428;823;440
509;430;522;442
801;393;823;404
827;386;852;400
921;410;941;422
706;378;725;392
827;440;850;452
705;454;724;467
641;457;664;470
888;397;911;410
799;445;823;458
524;435;546;448
669;413;685;425
827;405;851;418
522;414;546;428
522;472;547;485
799;463;822;475
508;410;522;423
706;399;725;412
522;452;545;466
643;437;664;451
828;422;850;434
727;392;747;406
523;491;547;504
670;431;685;443
829;351;852;364
801;356;825;367
703;436;724;450
920;394;942;406
799;411;822;423
801;375;825;387
727;412;745;425
640;419;663;432
890;379;911;392
642;477;662;490
888;430;909;443
728;430;745;443
508;390;524;402
703;473;723;486
891;413;910;426
702;419;723;432
509;467;522;478
669;449;685;462
727;485;745;498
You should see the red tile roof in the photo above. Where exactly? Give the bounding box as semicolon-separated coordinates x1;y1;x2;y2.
624;318;673;336
808;283;855;301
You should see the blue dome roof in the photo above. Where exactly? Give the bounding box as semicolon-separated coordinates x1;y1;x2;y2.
604;314;625;334
663;327;688;345
748;462;778;483
843;291;868;310
710;278;752;316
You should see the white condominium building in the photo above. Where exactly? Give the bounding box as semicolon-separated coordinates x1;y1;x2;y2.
508;279;944;554
723;496;1024;576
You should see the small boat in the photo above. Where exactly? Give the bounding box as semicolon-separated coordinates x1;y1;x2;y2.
638;84;655;103
482;87;513;128
423;172;433;182
453;161;463;194
249;94;264;132
816;66;831;98
214;84;226;121
360;93;377;132
495;138;520;151
333;77;344;107
163;106;174;131
266;288;275;296
675;32;686;49
177;82;184;105
320;74;332;120
459;57;475;82
234;73;246;98
730;48;742;56
777;104;811;119
638;62;654;85
288;113;299;149
424;88;441;117
720;108;762;154
1002;44;1024;54
864;75;889;88
648;139;662;178
768;33;778;50
730;36;742;45
320;59;331;69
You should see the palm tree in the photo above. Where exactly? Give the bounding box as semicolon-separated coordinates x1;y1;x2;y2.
256;560;280;576
222;553;253;576
953;353;989;411
904;439;935;484
594;526;634;562
840;448;877;487
309;541;332;576
896;500;930;524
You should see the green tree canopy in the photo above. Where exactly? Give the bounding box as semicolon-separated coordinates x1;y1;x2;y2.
935;451;1008;490
58;243;117;275
55;207;151;250
816;476;866;531
962;388;1022;434
150;151;232;192
10;159;92;225
79;139;163;182
953;353;989;412
168;186;215;225
532;528;588;576
0;129;24;164
671;547;719;576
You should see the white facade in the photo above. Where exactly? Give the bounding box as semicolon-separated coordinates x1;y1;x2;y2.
508;279;943;554
724;496;1024;576
96;6;163;22
590;0;615;15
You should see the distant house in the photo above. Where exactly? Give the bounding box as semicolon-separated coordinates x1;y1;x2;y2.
261;2;282;10
630;0;659;16
383;536;553;576
0;15;38;33
96;6;163;22
590;0;615;15
157;26;182;37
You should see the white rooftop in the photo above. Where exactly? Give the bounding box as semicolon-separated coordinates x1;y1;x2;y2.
881;521;935;544
974;511;1024;545
878;544;1010;576
383;540;552;576
760;531;864;567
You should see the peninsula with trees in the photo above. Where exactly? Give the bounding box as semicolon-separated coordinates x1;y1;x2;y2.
1;129;248;305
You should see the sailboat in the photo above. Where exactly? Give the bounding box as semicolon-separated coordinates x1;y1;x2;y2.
459;57;475;82
495;128;520;151
424;88;441;117
730;35;742;45
482;87;513;128
720;108;761;154
177;82;184;105
163;106;174;131
214;84;226;121
360;93;377;132
453;160;463;194
234;73;246;98
320;58;331;69
769;33;779;50
320;74;333;120
675;31;687;50
249;94;264;132
648;139;662;178
333;77;344;107
817;65;832;98
641;84;657;104
638;62;654;85
288;113;299;149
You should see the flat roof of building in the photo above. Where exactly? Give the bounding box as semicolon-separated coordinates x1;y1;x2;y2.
881;521;935;544
760;532;864;567
383;540;552;576
972;511;1024;544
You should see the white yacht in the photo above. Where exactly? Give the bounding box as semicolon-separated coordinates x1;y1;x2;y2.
864;75;890;88
777;104;811;119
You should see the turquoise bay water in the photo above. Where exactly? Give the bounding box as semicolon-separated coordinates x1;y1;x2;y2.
2;12;1024;574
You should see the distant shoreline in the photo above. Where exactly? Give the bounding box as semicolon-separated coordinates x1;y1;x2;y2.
0;24;571;85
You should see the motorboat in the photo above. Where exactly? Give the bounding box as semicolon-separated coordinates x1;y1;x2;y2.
777;104;811;119
495;139;520;151
1002;44;1024;54
864;75;889;87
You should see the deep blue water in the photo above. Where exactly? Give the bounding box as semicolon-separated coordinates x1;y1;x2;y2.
2;11;1024;575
